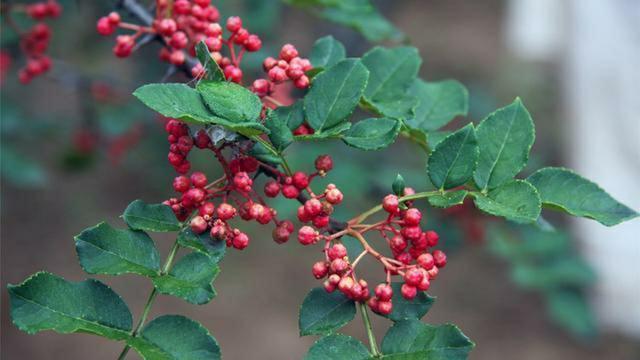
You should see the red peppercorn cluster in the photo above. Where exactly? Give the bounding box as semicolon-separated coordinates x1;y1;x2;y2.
161;117;332;250
96;1;265;83
2;1;62;84
97;1;312;92
302;192;447;316
252;44;312;97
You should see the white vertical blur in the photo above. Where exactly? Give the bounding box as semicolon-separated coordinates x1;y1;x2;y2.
507;0;640;336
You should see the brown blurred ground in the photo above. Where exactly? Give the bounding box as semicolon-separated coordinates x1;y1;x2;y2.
2;1;640;359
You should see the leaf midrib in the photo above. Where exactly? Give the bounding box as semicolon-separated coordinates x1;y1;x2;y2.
10;291;131;336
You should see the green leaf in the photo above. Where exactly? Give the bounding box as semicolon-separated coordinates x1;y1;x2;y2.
473;98;535;190
153;253;220;305
342;117;401;150
546;290;596;338
426;131;451;149
133;83;268;137
129;315;221;360
196;80;263;123
75;222;161;277
392;174;406;196
472;180;541;223
299;287;356;336
195;40;224;81
362;47;421;103
310;35;346;70
8;272;132;339
428;190;468;209
381;319;474;360
406;79;469;131
249;141;282;165
133;83;217;124
383;283;435;322
304;59;369;131
276;101;305;130
427;124;478;190
320;2;404;43
177;228;226;263
123;200;181;232
512;258;594;289
305;334;371;360
527;167;638;226
265;109;294;151
363;95;418;121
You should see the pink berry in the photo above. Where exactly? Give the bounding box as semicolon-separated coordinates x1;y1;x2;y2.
312;261;329;279
401;283;417;300
226;16;242;32
433;250;447;268
382;194;399;213
375;284;393;301
298;226;318;245
328;244;347;260
190;216;208;234
403;208;422;226
217;203;236;220
404;268;423;287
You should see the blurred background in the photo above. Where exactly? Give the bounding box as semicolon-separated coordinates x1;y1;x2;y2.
1;0;639;359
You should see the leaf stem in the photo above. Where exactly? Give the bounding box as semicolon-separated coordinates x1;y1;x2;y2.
359;302;381;357
116;241;181;359
251;135;293;175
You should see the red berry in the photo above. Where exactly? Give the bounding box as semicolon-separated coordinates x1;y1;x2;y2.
157;18;177;36
416;271;431;291
210;223;226;240
185;188;206;204
304;198;322;217
279;44;298;61
297;226;318;245
325;188;343;204
401;226;422;240
272;223;292;244
195;130;211;148
328;244;347;260
403;208;422;226
314;155;333;173
233;28;249;44
294;75;310;89
427;266;439;280
232;232;249;250
282;184;300;199
377;301;393;315
169;31;188;49
312;261;329;279
432;250;447;268
190;172;208;188
113;35;134;57
264;180;280;197
268;66;287;83
382;194;399;213
375;284;393;301
368;297;379;312
233;172;253;192
401;283;417;300
174;0;191;14
390;235;407;252
417;253;435;270
312;215;329;228
292;172;309;189
97;17;115;36
205;23;222;37
252;78;271;97
226;16;242;32
190;216;208;234
217;203;236;220
223;65;243;83
337;276;354;292
244;34;262;52
425;231;439;247
173;175;191;192
404;268;423;287
263;56;277;71
199;202;216;217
